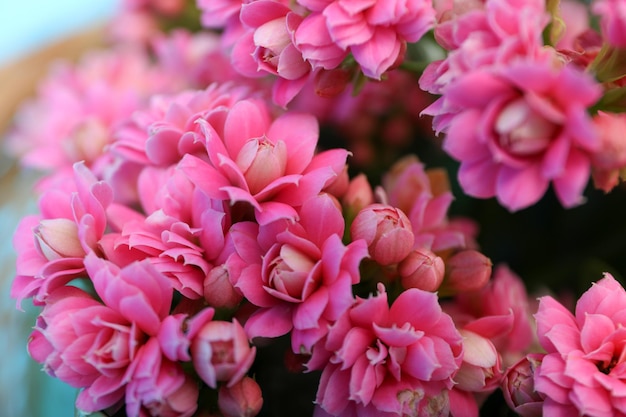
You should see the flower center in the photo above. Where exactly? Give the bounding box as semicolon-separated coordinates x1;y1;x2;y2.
495;98;557;156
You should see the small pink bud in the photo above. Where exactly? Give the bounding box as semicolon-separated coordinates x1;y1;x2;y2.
236;138;287;195
350;204;414;266
454;329;501;392
204;265;243;309
314;68;351;98
191;319;256;389
502;354;545;417
398;249;445;292
34;218;85;260
218;376;263;417
342;174;374;214
440;250;492;294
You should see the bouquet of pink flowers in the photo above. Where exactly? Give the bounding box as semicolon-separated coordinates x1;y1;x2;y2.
7;0;626;416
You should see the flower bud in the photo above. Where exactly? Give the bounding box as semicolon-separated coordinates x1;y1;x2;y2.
398;249;445;291
191;319;256;389
236;138;287;195
204;265;243;309
454;329;501;392
218;376;263;417
34;218;85;261
502;354;545;417
440;250;492;295
350;204;414;265
342;174;374;214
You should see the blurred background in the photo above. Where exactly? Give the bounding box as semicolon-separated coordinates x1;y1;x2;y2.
0;2;118;416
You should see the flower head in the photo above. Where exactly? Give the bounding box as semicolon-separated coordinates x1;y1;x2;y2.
534;273;626;416
310;284;463;417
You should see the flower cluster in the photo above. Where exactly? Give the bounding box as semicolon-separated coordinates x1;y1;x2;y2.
7;0;626;417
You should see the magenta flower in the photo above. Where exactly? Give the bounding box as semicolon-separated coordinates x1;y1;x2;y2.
231;193;368;353
309;284;463;417
27;286;142;413
534;273;626;417
11;163;112;306
218;376;264;417
179;100;349;225
187;308;256;389
440;60;602;211
502;354;545;417
85;253;173;337
381;155;471;252
592;0;626;48
4;47;174;186
125;338;199;417
350;203;414;266
297;0;436;79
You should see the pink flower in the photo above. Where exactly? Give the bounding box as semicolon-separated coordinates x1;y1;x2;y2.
590;112;626;192
297;0;436;79
502;354;545;417
444;265;535;364
421;0;549;134
187;309;256;389
4;47;175;186
111;83;251;170
125;338;199;417
350;204;414;266
309;284;463;417
398;249;445;292
534;273;626;417
218;376;264;417
27;286;142;413
592;0;626;48
11;163;112;306
440;59;602;211
113;168;231;299
231;193;368;353
381;155;470;252
85;253;173;337
179;100;349;225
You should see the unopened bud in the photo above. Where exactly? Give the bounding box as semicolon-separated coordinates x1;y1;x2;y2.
441;250;492;294
218;376;263;417
398;249;445;292
351;204;414;266
34;218;85;261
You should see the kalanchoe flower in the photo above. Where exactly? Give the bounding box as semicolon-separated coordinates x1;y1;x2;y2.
27;286;143;413
381;155;472;252
439;250;493;295
296;0;437;79
350;203;414;266
179;99;349;225
231;193;368;353
592;0;626;48
218;376;264;417
125;338;199;417
437;58;602;211
11;162;112;306
398;249;445;292
308;284;464;417
85;252;174;336
187;308;256;389
3;47;175;189
590;111;626;192
502;353;545;417
534;273;626;417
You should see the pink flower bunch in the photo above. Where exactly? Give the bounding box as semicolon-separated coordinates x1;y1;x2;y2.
531;273;626;416
308;284;464;417
435;58;602;210
592;0;626;48
4;47;176;190
197;0;437;105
